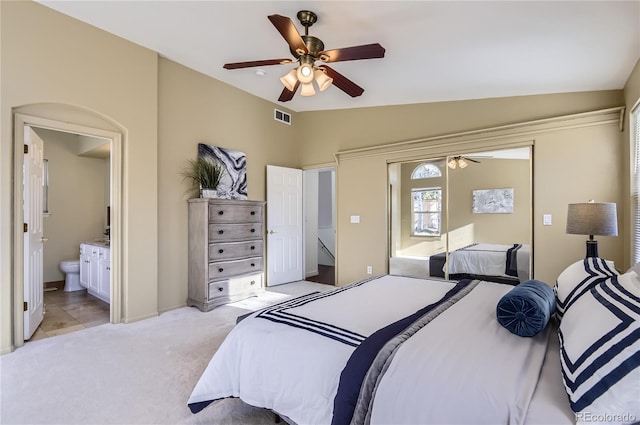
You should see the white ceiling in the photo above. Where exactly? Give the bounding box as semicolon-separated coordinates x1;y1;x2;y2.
37;1;640;113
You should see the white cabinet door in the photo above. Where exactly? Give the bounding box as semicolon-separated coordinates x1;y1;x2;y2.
98;260;110;303
80;255;90;288
88;255;99;293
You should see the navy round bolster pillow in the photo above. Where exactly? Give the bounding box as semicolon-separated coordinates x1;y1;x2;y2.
496;279;556;337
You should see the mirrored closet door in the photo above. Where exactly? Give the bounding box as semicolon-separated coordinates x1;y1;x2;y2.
388;147;532;284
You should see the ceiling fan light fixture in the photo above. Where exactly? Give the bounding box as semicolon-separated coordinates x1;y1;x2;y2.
314;68;333;91
300;81;316;96
280;68;298;91
297;63;314;84
458;158;468;169
447;158;457;169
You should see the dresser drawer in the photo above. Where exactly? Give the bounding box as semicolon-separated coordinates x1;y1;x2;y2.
208;257;263;280
209;223;263;242
207;273;263;300
208;203;263;224
209;240;263;261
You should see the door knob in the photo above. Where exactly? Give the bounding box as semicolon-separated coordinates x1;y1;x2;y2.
40;237;49;243
268;230;277;234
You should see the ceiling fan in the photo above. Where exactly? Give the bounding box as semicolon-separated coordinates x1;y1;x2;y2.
223;10;385;102
447;156;481;169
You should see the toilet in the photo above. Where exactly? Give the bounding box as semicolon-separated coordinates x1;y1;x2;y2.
59;260;82;292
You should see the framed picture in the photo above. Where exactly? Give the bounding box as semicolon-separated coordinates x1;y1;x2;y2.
198;143;247;200
472;188;514;214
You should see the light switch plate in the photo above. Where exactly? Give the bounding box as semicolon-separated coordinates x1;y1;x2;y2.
350;215;360;224
543;214;552;226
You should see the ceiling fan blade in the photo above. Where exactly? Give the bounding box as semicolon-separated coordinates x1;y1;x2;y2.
465;157;481;163
268;14;308;55
322;66;364;97
223;59;292;70
278;81;300;102
319;43;385;63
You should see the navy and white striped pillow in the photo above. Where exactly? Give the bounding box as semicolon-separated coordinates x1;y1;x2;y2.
554;258;619;319
558;271;640;422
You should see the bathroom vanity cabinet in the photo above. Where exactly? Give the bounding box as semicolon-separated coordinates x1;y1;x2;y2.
187;198;265;312
79;242;110;304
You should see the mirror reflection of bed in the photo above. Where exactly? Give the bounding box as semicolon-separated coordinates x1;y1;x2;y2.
388;147;532;284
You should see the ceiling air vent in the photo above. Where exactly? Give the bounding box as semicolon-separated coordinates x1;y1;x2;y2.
274;109;291;125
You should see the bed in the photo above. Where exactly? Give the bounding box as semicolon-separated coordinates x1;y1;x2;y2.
188;274;575;424
429;243;530;284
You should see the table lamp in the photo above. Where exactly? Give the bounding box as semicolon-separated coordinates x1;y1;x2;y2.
566;201;618;258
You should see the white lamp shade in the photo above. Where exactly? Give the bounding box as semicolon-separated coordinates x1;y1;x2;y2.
566;202;618;236
297;64;314;84
458;158;468;168
300;82;316;96
280;68;298;91
447;158;457;169
314;69;333;91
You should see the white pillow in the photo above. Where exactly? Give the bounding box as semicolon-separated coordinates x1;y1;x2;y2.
554;258;619;319
559;271;640;424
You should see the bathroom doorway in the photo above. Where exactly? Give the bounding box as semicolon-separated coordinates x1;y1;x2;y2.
31;127;111;340
13;111;123;348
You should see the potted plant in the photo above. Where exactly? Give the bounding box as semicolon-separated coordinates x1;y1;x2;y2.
180;157;226;198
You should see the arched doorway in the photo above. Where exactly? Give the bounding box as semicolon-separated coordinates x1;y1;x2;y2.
13;103;124;348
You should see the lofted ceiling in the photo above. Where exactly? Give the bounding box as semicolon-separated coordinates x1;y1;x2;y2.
37;1;640;113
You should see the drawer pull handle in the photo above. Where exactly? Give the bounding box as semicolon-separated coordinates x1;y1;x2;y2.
251;263;255;267
218;287;224;292
218;268;224;273
106;267;110;271
218;210;224;215
218;249;224;254
250;211;256;215
218;230;224;234
250;229;256;233
250;280;255;285
250;246;255;250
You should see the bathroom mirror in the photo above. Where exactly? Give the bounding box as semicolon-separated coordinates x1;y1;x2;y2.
43;159;49;214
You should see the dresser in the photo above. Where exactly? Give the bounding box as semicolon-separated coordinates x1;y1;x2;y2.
187;198;266;311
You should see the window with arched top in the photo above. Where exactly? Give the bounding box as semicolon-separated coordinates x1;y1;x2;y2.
411;163;442;179
410;163;442;236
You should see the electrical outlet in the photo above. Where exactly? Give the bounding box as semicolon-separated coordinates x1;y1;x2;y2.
367;266;373;274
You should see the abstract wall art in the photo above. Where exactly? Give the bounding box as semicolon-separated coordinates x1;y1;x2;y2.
198;143;247;200
472;188;514;214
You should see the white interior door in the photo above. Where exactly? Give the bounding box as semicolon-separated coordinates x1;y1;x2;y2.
266;165;303;286
23;126;45;340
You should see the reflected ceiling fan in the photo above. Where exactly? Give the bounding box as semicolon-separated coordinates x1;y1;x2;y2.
447;156;481;169
223;10;385;102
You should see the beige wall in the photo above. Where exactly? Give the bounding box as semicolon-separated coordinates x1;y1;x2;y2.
448;158;530;248
156;58;298;312
302;93;626;286
34;128;108;283
1;1;158;353
397;157;530;258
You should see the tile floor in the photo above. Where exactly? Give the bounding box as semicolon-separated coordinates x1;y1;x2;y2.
29;281;110;341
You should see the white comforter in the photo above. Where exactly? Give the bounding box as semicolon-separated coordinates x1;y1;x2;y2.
188;275;549;425
446;243;530;281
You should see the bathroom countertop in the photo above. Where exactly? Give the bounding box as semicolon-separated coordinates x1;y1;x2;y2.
82;240;111;248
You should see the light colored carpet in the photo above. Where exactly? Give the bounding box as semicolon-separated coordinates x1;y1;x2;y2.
0;281;332;425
